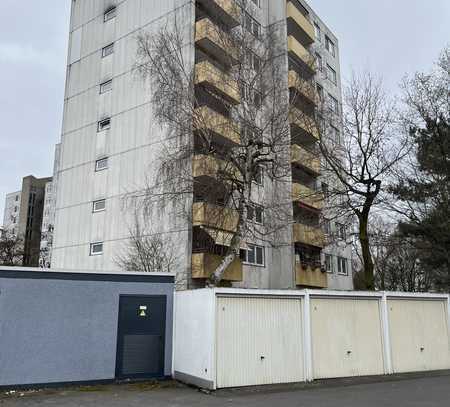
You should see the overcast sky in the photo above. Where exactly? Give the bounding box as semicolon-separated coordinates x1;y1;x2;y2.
0;0;449;219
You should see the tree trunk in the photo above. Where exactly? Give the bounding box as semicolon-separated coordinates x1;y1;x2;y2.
358;212;375;290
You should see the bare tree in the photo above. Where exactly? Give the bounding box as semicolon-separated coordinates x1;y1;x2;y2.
133;2;315;286
315;73;410;290
0;232;24;266
115;213;176;274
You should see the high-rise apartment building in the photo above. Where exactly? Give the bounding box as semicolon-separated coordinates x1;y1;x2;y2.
53;0;352;290
2;175;52;266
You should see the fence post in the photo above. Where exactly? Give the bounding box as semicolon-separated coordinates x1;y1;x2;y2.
303;290;313;382
380;292;393;375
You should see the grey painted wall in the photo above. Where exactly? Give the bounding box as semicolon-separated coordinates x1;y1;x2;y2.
0;269;173;387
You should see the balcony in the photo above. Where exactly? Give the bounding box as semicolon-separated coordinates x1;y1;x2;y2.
296;263;327;288
193;202;239;232
288;70;317;105
289;106;319;140
192;252;243;281
193;154;241;181
293;223;325;248
286;1;315;46
196;0;240;28
194;105;240;144
195;60;240;105
195;18;237;66
291;144;320;175
287;35;316;73
292;183;323;211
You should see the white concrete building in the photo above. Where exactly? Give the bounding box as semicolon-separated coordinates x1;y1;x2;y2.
2;191;21;236
53;0;353;290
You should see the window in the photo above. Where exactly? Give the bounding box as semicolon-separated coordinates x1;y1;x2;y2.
325;36;336;57
242;83;262;107
253;166;264;185
104;7;117;22
99;79;112;94
336;223;347;240
327;64;337;85
315;53;323;72
316;83;324;101
247;50;261;71
337;257;348;275
98;118;111;132
251;0;261;7
314;22;321;42
240;244;265;266
14;206;18;213
328;94;339;114
330;125;341;144
323;218;331;235
90;242;104;256
244;12;261;38
93;199;106;212
325;254;333;273
322;182;329;197
102;43;114;58
95;157;108;171
15;195;19;201
247;204;264;225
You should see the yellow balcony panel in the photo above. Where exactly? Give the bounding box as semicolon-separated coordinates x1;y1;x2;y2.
195;60;240;105
288;70;317;105
194;106;240;144
292;183;323;210
291;144;320;175
197;0;240;28
192;252;243;281
193;202;239;232
195;18;237;66
192;154;241;181
296;263;327;288
293;223;325;248
287;1;315;46
287;35;316;72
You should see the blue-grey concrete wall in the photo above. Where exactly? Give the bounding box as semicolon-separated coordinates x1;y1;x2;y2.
0;268;174;387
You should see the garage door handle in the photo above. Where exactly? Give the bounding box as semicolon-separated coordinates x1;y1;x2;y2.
420;347;424;352
260;356;265;361
347;351;352;355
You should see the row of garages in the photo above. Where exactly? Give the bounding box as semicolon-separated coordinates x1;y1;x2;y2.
0;268;449;389
173;289;450;389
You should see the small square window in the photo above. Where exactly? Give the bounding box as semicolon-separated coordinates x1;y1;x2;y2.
98;118;111;132
314;22;321;42
104;7;117;22
95;157;109;172
240;244;265;266
93;199;106;212
337;257;348;275
253;166;264;185
327;64;337;85
90;242;104;256
100;79;112;94
102;43;114;58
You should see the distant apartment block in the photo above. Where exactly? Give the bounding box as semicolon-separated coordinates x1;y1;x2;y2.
52;0;353;290
2;176;52;266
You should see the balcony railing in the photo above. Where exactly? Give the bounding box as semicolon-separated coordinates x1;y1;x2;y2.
295;262;328;288
292;182;323;210
293;223;325;248
286;1;315;46
288;70;317;105
291;144;320;175
195;60;240;105
193;202;239;232
196;0;240;28
195;18;237;66
193;105;240;144
287;35;316;73
192;252;243;281
289;106;319;140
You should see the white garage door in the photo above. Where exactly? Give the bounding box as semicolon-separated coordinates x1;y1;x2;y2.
388;299;450;373
216;296;304;388
311;297;385;379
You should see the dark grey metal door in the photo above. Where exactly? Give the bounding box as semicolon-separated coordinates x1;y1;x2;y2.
115;295;166;379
